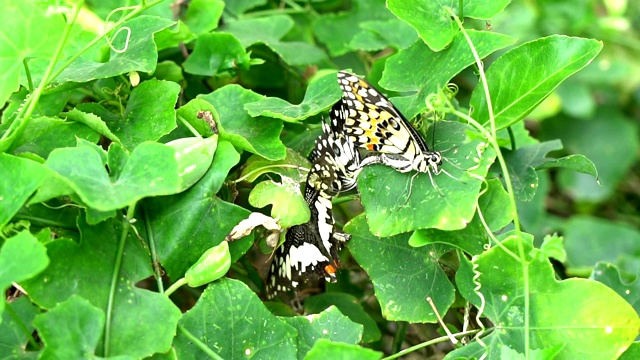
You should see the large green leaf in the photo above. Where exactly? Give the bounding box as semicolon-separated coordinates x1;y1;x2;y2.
11;116;99;158
175;278;298;359
358;121;495;237
387;0;509;51
304;339;382;360
591;262;640;315
344;215;455;323
450;234;639;359
200;85;286;160
21;214;181;358
470;35;603;130
45;141;181;211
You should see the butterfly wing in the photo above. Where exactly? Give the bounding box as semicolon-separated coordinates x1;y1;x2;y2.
336;71;431;168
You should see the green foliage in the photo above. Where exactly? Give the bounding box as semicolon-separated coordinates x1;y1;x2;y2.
1;0;638;359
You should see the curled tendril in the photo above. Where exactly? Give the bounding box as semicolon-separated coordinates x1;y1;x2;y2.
470;254;488;359
104;6;139;53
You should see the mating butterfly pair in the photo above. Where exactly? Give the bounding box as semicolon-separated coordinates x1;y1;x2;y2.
266;71;445;299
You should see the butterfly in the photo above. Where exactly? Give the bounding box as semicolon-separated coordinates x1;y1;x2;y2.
335;71;453;192
265;115;357;299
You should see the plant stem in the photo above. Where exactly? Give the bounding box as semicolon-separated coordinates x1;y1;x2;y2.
382;330;480;360
141;204;164;292
447;8;530;357
5;302;40;349
104;204;136;357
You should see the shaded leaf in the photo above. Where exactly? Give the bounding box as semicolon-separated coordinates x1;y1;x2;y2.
590;262;640;315
240;148;310;184
0;297;40;358
183;33;250;76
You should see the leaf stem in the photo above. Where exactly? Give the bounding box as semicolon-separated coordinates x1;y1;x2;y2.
165;277;187;297
231;164;309;184
177;324;225;359
104;204;136;357
177;114;203;138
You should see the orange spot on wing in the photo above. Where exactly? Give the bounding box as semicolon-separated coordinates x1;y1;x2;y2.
325;264;337;275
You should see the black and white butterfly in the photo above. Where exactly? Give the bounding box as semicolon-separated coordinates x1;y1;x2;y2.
265;112;358;299
335;71;454;191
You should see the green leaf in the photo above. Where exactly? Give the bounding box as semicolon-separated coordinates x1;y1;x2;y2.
304;293;381;343
154;20;197;51
225;0;266;16
240;148;310;184
45;141;181;211
540;234;567;262
470;35;603;130
282;306;363;359
244;72;341;122
590;262;640;314
304;339;382;360
313;0;396;56
182;0;224;34
82;79;179;150
11;116;99;158
359;20;418;50
451;234;640;359
536;154;598;179
358;121;495;237
344;215;455;323
22;215;181;358
500;140;563;202
200;84;286;160
33;296;105;360
58;16;175;82
0;231;49;322
0;0;66;105
145;141;252;280
382;30;515;119
0;297;40;358
409;178;512;254
182;33;250;76
0;154;51;228
541;109;638;202
563;216;640;276
249;178;310;228
620;343;640;360
64;108;121;144
387;0;509;51
175;278;298;359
